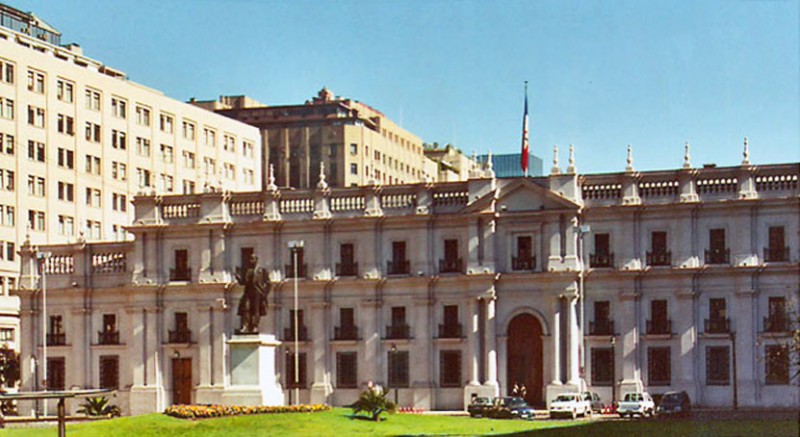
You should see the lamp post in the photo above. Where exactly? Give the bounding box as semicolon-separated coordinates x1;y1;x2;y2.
610;336;616;408
288;240;304;406
389;343;399;405
576;225;590;385
37;251;51;415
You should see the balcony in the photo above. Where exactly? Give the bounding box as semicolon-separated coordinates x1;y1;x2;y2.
385;324;410;340
168;330;192;344
336;262;358;277
763;316;788;333
511;256;536;271
589;319;614;336
646;251;672;267
284;263;308;279
590;253;614;268
437;323;463;339
334;326;359;341
763;247;790;263
438;258;463;274
169;267;192;282
704;248;730;265
97;331;120;345
387;260;410;275
646;319;672;335
283;326;308;342
46;333;66;346
704;317;730;334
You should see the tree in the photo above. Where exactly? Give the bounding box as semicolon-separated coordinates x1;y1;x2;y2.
0;345;19;389
351;382;396;421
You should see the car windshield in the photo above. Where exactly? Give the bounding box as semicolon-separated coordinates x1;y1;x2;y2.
555;395;576;402
661;394;681;403
472;397;490;405
624;393;643;401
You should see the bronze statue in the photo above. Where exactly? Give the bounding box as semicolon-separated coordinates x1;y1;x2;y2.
236;254;271;334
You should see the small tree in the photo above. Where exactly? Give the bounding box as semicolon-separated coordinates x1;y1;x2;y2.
0;345;19;389
351;381;396;421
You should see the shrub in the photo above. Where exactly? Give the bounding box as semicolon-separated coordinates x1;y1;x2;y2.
351;381;396;421
76;396;121;417
163;404;330;419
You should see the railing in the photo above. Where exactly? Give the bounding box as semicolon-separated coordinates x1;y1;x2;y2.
387;260;410;275
755;173;798;191
91;252;127;274
336;262;358;277
168;330;192;343
697;178;738;194
646;251;671;266
763;316;788;333
229;199;264;216
330;195;365;212
43;255;74;275
704;248;730;265
511;256;536;271
646;319;672;335
437;323;462;339
590;253;614;268
97;331;120;345
432;190;468;207
589;319;614;336
283;326;308;342
334;326;359;340
763;247;789;263
169;267;192;282
582;184;622;200
438;258;463;274
162;202;200;219
380;192;416;209
385;324;410;339
46;333;66;346
279;197;314;214
704;317;730;334
638;180;679;197
284;263;308;278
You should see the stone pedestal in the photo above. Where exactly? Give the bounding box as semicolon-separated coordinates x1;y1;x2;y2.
222;334;285;406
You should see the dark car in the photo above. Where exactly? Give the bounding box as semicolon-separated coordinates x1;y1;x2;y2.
656;391;691;417
468;397;493;418
486;396;535;420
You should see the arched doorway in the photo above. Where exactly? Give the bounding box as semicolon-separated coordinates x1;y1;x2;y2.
506;313;544;407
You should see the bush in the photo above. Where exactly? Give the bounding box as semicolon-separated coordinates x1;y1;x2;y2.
351;382;396;421
76;396;121;417
163;404;330;419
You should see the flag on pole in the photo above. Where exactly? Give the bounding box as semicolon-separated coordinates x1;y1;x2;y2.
521;82;529;176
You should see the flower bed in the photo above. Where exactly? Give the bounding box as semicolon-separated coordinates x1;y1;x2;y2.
164;404;331;419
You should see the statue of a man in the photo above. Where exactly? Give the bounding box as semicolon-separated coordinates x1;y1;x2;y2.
235;254;271;334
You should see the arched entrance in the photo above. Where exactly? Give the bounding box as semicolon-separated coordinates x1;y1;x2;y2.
506;313;544;407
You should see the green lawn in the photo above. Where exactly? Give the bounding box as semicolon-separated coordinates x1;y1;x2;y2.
2;409;798;436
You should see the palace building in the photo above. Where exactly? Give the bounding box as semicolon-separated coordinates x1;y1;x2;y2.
13;147;800;415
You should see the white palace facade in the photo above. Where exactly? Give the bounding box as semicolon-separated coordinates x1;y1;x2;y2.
13;152;800;415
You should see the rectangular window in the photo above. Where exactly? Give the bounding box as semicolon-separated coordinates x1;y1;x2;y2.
285;352;307;388
27;70;45;93
706;346;730;386
137;168;151;188
388;350;409;387
648;347;671;386
85;187;102;207
56;79;73;102
350;163;358;175
0;169;13;191
766;226;787;262
0;59;14;84
111;97;127;118
440;350;461;387
183;151;195;169
224;163;235;180
85;88;101;111
57;114;75;135
709;298;727;320
350;143;358;154
0;132;13;155
58;215;74;236
203;128;216;147
57;182;74;202
243;169;254;184
136;137;151;156
183;180;195;194
58;148;74;169
182;121;196;140
0;97;14;120
85;155;102;175
85;122;101;142
112;130;127;149
591;347;614;386
47;357;65;391
85;220;101;239
223;134;235;152
243;140;254;157
160;113;174;133
160;144;173;163
706;228;728;264
392;241;407;263
135;106;151;126
112;162;127;181
99;355;119;389
203;157;216;176
27;210;45;231
765;345;789;385
27;140;46;162
27;105;46;128
336;352;358;388
0;327;14;341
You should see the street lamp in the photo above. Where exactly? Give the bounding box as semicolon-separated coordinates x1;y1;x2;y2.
576;225;590;385
610;336;616;408
287;240;304;406
389;343;399;405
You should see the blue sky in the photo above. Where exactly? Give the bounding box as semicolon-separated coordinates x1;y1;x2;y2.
16;0;800;173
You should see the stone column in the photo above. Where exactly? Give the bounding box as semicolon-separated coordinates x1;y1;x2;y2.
567;295;581;385
551;297;562;384
361;300;380;385
411;297;433;409
466;297;480;385
309;302;332;404
484;296;499;389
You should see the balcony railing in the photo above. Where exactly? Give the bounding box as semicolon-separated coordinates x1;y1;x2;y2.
387;260;410;275
646;251;672;266
589;319;614;336
590;253;614;268
646;319;672;335
385;324;410;339
511;256;536;271
336;262;358;277
763;247;790;263
437;323;463;339
438;258;463;274
763;316;788;333
704;317;730;334
46;333;66;346
334;326;359;340
168;330;192;344
284;263;308;279
97;331;120;345
283;326;308;342
704;248;730;265
169;267;192;282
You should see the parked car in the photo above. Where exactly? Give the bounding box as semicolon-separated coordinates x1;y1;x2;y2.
549;393;591;419
656;391;691;417
468;397;493;418
617;392;655;418
582;392;604;413
486;397;535;420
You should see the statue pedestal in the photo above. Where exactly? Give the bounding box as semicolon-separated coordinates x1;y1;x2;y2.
222;334;285;406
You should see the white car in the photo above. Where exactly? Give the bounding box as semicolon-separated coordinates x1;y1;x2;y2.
549;393;592;419
617;392;655;418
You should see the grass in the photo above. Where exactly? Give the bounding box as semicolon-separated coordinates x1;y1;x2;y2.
2;409;798;436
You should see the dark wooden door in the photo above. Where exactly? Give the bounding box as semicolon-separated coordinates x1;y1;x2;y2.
507;314;543;407
172;358;192;405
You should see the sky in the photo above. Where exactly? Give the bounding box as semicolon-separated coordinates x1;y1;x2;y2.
14;0;800;174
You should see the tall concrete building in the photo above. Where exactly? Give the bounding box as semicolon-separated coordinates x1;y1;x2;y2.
195;89;425;189
0;4;262;347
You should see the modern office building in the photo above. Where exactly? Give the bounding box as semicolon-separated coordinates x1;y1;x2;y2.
14;147;799;415
477;152;543;178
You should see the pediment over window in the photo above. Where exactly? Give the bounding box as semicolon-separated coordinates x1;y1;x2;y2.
464;178;581;214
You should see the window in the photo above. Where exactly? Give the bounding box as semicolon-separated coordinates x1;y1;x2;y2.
647;299;669;334
591;348;614;386
182;121;196;140
441;239;461;273
27;176;45;197
350;163;358;175
223;134;235;152
57;148;74;169
0;168;14;191
0;97;14;119
591;301;612;335
591;233;613;267
706;228;728;264
285;352;307;388
85;122;101;142
57;182;74;202
27;70;45;93
85;88;101;111
56;114;75;136
28;210;46;231
766;226;787;262
111;161;127;181
0;327;13;342
243;169;255;185
27;105;46;127
706;346;730;385
388;306;408;339
99;356;119;389
243;140;254;157
513;235;534;270
647;231;670;266
337;243;356;276
224;163;235;180
159;174;174;192
647;347;671;386
440;305;460;338
175;312;189;332
27;140;46;162
0;241;14;260
85;155;101;175
172;249;190;281
111;97;127;118
388;350;409;387
183;151;195;169
0;59;13;84
57;215;74;236
765;345;789;385
111;130;126;149
0;204;14;226
85;187;102;207
374;150;381;161
350;143;357;154
183;180;195;194
135;105;151;126
203;157;216;177
336;352;358;388
203;128;216;147
440;350;461;387
47;357;65;390
136;137;151;156
766;297;787;332
160;113;174;133
160;144;173;163
389;241;408;275
706;298;728;333
86;219;101;240
56;79;73;102
112;193;127;212
0;132;13;154
137;168;152;188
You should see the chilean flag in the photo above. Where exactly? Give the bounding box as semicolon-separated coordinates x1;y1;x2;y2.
521;82;529;176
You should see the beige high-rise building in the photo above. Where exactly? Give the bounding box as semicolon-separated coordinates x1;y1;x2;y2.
0;4;262;346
